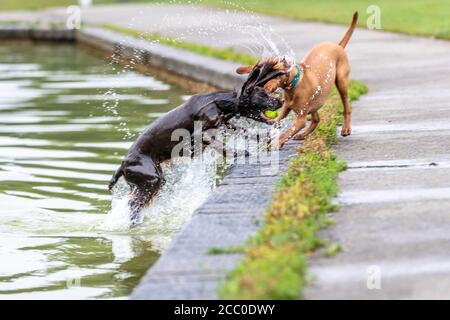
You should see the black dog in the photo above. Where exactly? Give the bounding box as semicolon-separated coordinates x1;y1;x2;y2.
109;69;284;226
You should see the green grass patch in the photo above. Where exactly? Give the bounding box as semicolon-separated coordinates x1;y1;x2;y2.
0;0;71;10
208;246;245;255
219;80;368;300
203;0;450;40
0;0;118;10
0;0;144;11
102;24;256;65
2;1;449;40
324;243;343;258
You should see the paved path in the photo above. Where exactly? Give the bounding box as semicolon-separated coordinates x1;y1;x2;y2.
3;4;450;299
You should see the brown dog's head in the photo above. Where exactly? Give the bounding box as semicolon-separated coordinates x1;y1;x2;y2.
237;55;298;93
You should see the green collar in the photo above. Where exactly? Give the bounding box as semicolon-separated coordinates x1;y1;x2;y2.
289;64;301;88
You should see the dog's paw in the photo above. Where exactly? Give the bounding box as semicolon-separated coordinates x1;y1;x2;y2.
341;127;352;136
293;133;307;140
269;140;281;151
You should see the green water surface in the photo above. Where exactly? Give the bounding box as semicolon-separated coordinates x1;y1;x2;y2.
0;42;193;299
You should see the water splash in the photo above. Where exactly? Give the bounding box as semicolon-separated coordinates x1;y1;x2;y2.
98;115;281;250
100;150;228;250
101;44;142;141
121;0;296;61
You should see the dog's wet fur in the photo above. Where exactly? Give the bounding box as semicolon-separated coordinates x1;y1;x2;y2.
237;12;358;149
109;78;282;226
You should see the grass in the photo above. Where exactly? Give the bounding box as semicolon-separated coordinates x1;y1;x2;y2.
3;1;448;40
324;243;343;258
203;0;450;40
102;24;257;65
208;246;245;255
219;80;368;300
0;0;115;11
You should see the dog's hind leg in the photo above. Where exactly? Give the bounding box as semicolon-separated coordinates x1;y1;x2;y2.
108;162;124;191
128;187;152;226
122;156;163;226
127;176;163;226
335;59;352;136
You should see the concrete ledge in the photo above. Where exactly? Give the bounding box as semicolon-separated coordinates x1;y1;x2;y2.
76;27;245;90
0;27;74;41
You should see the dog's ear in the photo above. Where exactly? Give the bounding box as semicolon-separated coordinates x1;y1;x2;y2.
236;65;253;74
279;55;294;69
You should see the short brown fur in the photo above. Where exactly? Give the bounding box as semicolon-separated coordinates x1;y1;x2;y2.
237;12;358;149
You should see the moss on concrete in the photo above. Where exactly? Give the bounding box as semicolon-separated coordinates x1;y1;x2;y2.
324;243;343;257
208;246;245;255
102;24;256;65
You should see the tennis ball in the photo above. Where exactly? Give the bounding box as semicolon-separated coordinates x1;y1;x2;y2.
264;110;279;119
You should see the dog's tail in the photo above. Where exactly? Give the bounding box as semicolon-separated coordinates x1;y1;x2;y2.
339;11;358;48
108;162;124;191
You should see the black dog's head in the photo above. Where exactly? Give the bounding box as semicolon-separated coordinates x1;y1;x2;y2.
238;86;282;121
236;63;285;121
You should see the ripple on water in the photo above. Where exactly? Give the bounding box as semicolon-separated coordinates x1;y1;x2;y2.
0;43;190;299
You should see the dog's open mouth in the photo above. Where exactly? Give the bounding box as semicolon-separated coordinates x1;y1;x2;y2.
260;89;284;121
260;111;274;121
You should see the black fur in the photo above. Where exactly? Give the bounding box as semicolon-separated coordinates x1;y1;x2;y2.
109;85;282;226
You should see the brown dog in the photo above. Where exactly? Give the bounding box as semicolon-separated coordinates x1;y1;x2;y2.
236;12;358;149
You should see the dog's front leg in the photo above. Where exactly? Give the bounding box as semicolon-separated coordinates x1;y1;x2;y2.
270;115;306;150
272;103;291;127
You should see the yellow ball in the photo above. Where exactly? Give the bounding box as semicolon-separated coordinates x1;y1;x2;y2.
264;110;279;119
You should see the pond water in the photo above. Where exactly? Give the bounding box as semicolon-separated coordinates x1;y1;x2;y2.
0;42;219;299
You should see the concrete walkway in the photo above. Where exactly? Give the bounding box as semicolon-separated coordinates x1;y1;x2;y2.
3;4;450;299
